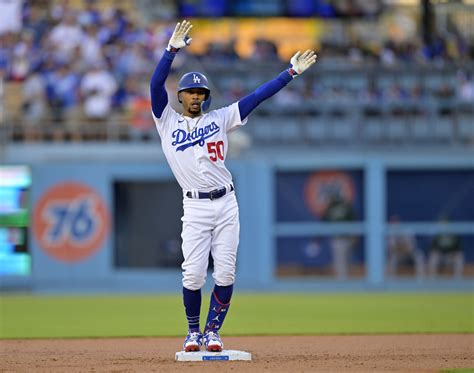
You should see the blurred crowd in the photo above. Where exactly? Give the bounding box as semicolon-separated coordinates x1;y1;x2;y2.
0;0;473;140
1;0;174;135
227;70;474;120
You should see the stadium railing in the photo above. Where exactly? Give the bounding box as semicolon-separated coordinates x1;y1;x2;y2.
2;63;473;146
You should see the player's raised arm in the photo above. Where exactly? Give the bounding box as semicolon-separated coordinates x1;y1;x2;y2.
150;20;193;118
238;50;317;120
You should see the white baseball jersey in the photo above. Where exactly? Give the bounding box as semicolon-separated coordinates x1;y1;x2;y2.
153;102;247;193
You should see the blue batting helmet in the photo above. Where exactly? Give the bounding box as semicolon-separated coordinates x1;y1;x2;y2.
177;72;212;111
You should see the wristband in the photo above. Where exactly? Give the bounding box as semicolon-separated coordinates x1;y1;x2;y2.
288;67;298;78
167;45;179;53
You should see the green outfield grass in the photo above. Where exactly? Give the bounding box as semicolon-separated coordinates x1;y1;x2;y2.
0;293;472;339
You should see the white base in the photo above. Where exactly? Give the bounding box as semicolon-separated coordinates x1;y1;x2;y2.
175;349;252;362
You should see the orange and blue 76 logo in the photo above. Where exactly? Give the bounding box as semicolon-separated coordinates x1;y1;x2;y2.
42;197;98;245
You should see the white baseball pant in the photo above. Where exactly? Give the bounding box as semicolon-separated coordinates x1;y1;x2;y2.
181;191;239;290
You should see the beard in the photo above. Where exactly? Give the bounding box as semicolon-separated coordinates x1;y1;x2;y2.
189;103;202;114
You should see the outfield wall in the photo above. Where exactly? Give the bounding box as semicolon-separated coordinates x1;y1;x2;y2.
1;144;473;292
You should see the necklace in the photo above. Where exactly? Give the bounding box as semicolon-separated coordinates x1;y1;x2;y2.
181;115;203;133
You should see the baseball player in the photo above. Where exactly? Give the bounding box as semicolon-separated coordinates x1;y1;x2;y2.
150;20;317;352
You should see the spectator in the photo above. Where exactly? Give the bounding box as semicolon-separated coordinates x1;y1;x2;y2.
322;193;358;280
124;76;153;140
10;31;33;81
348;44;364;66
359;79;383;117
433;82;455;116
0;0;22;34
46;62;80;124
97;8;127;45
23;5;50;47
121;21;148;46
250;39;279;62
205;40;239;63
0;34;10;75
385;83;410;116
386;215;425;279
3;0;473;145
422;33;447;63
114;43;150;80
81;25;104;66
80;61;117;122
50;0;73;23
302;78;316;102
22;68;47;130
78;0;101;27
457;71;474;104
380;41;397;67
408;83;428;116
48;10;84;63
428;217;464;279
150;21;173;56
325;85;352;116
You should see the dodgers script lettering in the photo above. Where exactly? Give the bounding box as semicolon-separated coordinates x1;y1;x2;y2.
172;122;220;151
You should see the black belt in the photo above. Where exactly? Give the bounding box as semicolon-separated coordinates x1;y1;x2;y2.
186;185;234;200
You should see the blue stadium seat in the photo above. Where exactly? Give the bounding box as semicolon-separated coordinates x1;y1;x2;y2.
362;117;384;142
278;120;301;140
330;117;357;142
433;117;455;141
305;118;327;142
424;74;452;90
387;118;408;141
410;117;432;141
457;115;474;143
253;116;301;143
252;117;276;141
344;75;366;91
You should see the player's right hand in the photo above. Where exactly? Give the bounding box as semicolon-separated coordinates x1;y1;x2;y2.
289;50;317;76
168;20;193;50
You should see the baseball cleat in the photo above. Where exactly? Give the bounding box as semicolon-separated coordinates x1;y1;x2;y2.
183;331;203;352
203;330;223;352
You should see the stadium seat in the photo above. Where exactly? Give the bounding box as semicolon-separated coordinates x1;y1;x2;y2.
410;117;432;142
251;117;272;140
387;118;408;142
278;119;301;141
305;118;328;143
344;75;366;91
329;117;357;142
456;115;474;143
252;116;301;144
433;117;455;142
424;74;452;91
362;117;384;142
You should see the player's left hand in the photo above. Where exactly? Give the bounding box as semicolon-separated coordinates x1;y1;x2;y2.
289;50;317;76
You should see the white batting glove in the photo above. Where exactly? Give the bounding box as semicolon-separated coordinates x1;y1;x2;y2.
289;50;317;77
168;20;193;51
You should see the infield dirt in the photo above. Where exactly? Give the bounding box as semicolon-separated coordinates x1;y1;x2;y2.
1;334;472;372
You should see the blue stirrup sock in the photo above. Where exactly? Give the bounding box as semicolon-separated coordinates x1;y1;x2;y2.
183;287;202;332
204;284;233;333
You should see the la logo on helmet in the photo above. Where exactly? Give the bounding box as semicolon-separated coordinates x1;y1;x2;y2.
193;74;201;83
